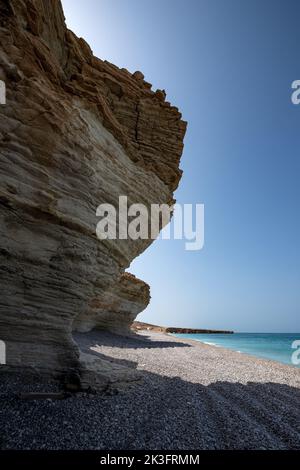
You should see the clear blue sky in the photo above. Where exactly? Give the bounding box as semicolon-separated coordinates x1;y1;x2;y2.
62;0;300;332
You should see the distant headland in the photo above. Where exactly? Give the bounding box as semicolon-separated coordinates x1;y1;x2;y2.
132;321;234;334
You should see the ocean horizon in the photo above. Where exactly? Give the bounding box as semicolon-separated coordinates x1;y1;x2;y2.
172;332;300;367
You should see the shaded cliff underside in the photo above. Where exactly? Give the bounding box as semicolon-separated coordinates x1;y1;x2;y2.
0;0;186;389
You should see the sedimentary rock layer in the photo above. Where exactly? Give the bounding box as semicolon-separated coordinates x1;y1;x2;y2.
0;0;186;388
74;273;150;335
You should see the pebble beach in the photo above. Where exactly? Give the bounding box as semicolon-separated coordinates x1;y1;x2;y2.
1;330;299;450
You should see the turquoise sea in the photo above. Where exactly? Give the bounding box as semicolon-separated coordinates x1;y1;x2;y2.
172;333;300;367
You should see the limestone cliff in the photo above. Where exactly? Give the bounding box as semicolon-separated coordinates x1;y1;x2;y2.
0;0;186;389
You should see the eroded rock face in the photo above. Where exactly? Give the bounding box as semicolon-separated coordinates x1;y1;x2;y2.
73;273;150;335
0;0;186;389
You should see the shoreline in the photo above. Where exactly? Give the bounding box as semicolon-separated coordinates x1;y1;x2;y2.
167;332;300;369
1;329;299;450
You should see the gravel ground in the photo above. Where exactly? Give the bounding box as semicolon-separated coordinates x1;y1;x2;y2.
1;330;300;450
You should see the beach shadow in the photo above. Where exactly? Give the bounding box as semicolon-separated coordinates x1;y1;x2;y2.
73;330;191;351
1;368;299;450
70;331;300;449
2;331;299;450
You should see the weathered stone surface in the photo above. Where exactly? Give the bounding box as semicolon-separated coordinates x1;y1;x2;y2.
74;273;150;335
0;0;186;389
